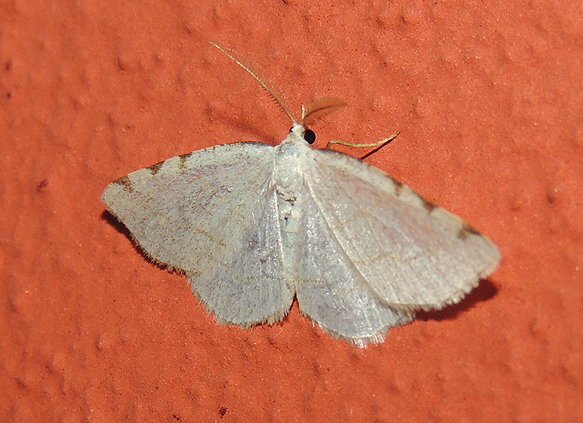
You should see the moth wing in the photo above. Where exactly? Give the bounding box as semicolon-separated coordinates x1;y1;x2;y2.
102;142;294;325
294;189;414;347
304;148;501;309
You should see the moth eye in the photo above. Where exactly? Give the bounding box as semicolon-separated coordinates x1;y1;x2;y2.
304;129;316;144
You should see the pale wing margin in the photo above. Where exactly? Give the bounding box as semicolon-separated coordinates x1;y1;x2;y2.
305;148;501;309
102;142;294;325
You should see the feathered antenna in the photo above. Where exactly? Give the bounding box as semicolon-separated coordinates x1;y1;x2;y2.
209;42;297;124
302;97;347;127
209;41;397;153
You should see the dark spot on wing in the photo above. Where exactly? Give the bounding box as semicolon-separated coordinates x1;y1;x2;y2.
113;175;134;192
392;179;403;196
458;222;481;240
421;198;437;212
148;161;164;175
178;153;192;170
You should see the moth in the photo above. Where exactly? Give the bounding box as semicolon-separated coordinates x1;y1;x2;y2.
102;43;500;347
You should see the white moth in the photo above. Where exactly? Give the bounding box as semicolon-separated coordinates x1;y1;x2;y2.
102;44;501;347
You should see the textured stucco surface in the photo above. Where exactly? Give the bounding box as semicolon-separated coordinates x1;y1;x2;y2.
1;0;582;422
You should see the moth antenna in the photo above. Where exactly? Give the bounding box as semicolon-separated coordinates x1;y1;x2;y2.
209;42;297;125
302;97;347;128
327;132;400;159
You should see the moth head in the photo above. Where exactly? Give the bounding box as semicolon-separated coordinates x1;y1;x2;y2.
289;123;316;145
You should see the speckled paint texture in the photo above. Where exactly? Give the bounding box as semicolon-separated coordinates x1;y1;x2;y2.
1;0;582;422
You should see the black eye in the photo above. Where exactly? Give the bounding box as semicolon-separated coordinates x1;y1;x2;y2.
304;129;316;144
